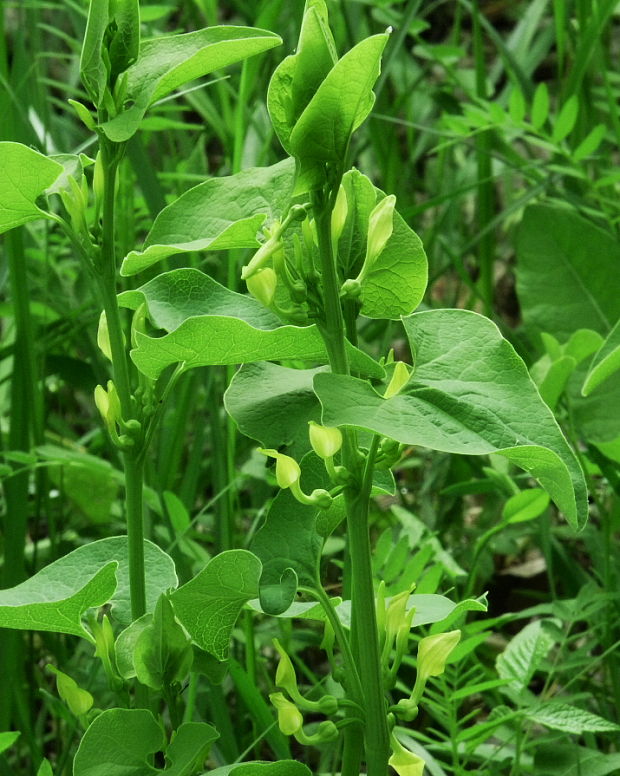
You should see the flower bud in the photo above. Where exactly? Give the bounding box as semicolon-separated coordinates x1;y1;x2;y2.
365;194;396;268
274;638;298;697
48;666;94;717
246;267;277;307
259;448;301;489
384;361;411;399
308;421;343;459
97;310;116;361
269;692;303;736
385;589;411;648
417;629;461;682
94;380;121;431
331;185;348;247
340;278;362;299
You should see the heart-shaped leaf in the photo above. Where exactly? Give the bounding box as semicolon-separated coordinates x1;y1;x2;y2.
121;268;384;380
0;537;177;637
121;159;295;276
315;309;588;530
0;142;63;234
170;550;261;660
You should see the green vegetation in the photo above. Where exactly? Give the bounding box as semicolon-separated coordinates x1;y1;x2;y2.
1;1;619;774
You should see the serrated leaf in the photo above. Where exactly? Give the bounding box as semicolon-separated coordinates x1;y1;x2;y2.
526;703;620;735
496;619;558;695
582;317;620;395
170;550;261;660
122;268;384;380
0;142;63;233
0;537;177;637
101;26;281;141
121;159;294;276
315;309;588;530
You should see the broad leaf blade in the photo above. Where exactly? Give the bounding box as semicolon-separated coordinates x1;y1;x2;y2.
122;268;384;380
102;26;282;141
170;550;261;660
516;204;620;340
0;142;63;233
315;309;588;529
0;537;177;636
121;159;295;276
210;764;312;776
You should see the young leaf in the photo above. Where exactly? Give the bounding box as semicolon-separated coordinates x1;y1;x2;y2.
315;309;588;530
502;488;549;523
552;94;579;144
121;159;295;276
0;142;63;233
289;33;388;166
0;537;177;637
508;87;526;123
108;0;140;79
121;269;384;380
101;26;282;141
80;0;110;106
170;550;261;660
268;0;337;153
516;204;620;340
572;123;606;162
582;317;620;395
0;732;20;755
531;82;549;129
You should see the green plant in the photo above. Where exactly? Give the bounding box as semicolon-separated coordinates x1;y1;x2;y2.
0;2;599;775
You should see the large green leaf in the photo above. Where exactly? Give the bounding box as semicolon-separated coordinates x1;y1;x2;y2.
210;764;312;776
315;309;588;530
224;362;326;458
170;550;261;660
496;620;559;697
582;317;620;396
516;204;620;340
0;537;177;637
525;703;619;735
121;159;295;276
122;269;384;380
0;142;63;233
74;709;218;776
338;169;427;319
101;27;282;141
289;33;388;163
250;453;335;614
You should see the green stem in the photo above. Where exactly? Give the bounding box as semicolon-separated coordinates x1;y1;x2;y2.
97;141;146;622
313;194;390;776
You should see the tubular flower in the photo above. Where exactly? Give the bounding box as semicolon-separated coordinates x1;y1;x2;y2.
259;448;301;489
246;266;277;307
269;692;303;736
308;421;343;459
416;629;461;683
365;194;396;268
388;737;426;776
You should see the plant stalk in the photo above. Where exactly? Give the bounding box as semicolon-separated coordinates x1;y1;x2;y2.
98;142;147;621
313;195;390;775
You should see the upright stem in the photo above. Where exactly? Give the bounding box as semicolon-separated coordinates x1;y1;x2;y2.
313;194;390;775
98;141;146;621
